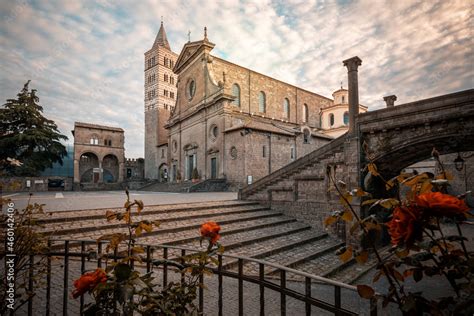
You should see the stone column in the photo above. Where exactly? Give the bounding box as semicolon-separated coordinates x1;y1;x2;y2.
343;56;362;135
73;159;79;183
383;95;397;107
119;162;124;183
99;161;103;183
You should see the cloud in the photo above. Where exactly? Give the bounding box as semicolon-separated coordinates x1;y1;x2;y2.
0;0;472;157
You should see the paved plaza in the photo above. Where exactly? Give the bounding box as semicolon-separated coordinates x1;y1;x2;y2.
4;190;238;212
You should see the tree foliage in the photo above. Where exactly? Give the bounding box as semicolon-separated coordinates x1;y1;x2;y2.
0;80;67;176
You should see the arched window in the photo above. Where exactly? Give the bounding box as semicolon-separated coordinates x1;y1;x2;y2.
258;91;266;113
303;104;309;123
343;111;349;125
329;113;335;126
283;98;290;118
341;96;345;104
232;84;240;107
90;136;98;145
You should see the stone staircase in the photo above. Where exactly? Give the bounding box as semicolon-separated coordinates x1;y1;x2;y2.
33;200;372;284
239;136;346;201
138;181;195;192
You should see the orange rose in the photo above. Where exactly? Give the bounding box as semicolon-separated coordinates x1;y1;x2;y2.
416;192;469;217
72;268;107;299
386;206;423;247
200;221;221;245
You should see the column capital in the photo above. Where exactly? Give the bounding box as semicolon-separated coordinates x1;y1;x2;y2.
343;56;362;72
383;95;397;107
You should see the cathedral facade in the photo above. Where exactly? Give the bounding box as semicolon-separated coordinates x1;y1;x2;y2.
144;26;366;187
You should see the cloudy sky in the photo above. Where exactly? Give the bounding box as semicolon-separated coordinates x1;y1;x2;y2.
1;0;472;158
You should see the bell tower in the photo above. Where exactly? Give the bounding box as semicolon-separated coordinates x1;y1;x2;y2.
144;21;178;180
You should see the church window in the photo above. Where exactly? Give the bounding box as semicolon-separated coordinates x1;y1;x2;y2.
104;139;107;146
258;91;266;113
164;57;168;67
164;90;168;97
303;129;310;144
170;76;174;85
290;147;295;160
329;113;335;126
151;57;155;66
152;74;155;82
283;98;290;118
164;74;168;82
172;140;177;153
188;79;196;100
342;96;345;104
90;136;99;145
170;60;174;68
303;104;309;123
263;145;266;158
210;125;219;142
343;111;349;125
170;92;175;99
161;149;165;158
232;84;240;107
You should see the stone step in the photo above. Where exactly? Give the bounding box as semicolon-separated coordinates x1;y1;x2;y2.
31;200;259;224
50;209;285;242
220;230;331;270
138;216;299;247
286;249;355;280
37;204;269;235
329;248;390;284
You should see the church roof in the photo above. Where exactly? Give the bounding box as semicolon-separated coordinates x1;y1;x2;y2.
152;22;170;50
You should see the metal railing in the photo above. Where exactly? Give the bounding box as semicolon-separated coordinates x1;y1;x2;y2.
5;239;378;315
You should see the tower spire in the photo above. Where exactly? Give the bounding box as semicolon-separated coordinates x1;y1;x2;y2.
152;20;170;50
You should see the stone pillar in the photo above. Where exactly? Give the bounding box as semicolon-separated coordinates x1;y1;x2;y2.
99;161;103;183
119;162;124;182
383;95;397;107
73;159;79;183
343;56;362;135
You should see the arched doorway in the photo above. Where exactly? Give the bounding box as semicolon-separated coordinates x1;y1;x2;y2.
102;154;119;183
159;163;168;182
79;152;100;183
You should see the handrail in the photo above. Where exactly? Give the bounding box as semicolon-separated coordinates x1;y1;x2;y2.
47;238;358;292
240;135;347;198
5;238;377;315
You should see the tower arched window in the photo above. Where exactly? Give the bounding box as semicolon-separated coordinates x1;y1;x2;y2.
303;104;309;123
329;113;335;127
342;96;345;104
232;84;241;107
343;111;349;125
258;91;266;113
283;98;290;118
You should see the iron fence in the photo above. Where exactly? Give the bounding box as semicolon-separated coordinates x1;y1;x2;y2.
3;239;378;315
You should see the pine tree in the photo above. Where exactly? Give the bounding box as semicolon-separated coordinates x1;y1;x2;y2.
0;80;68;176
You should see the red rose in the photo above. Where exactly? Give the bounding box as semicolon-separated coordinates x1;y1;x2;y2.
386;206;423;247
200;221;221;245
72;268;107;299
416;192;469;217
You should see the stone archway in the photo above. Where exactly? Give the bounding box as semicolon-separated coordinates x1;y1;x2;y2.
79;152;100;183
158;163;168;182
102;154;119;183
